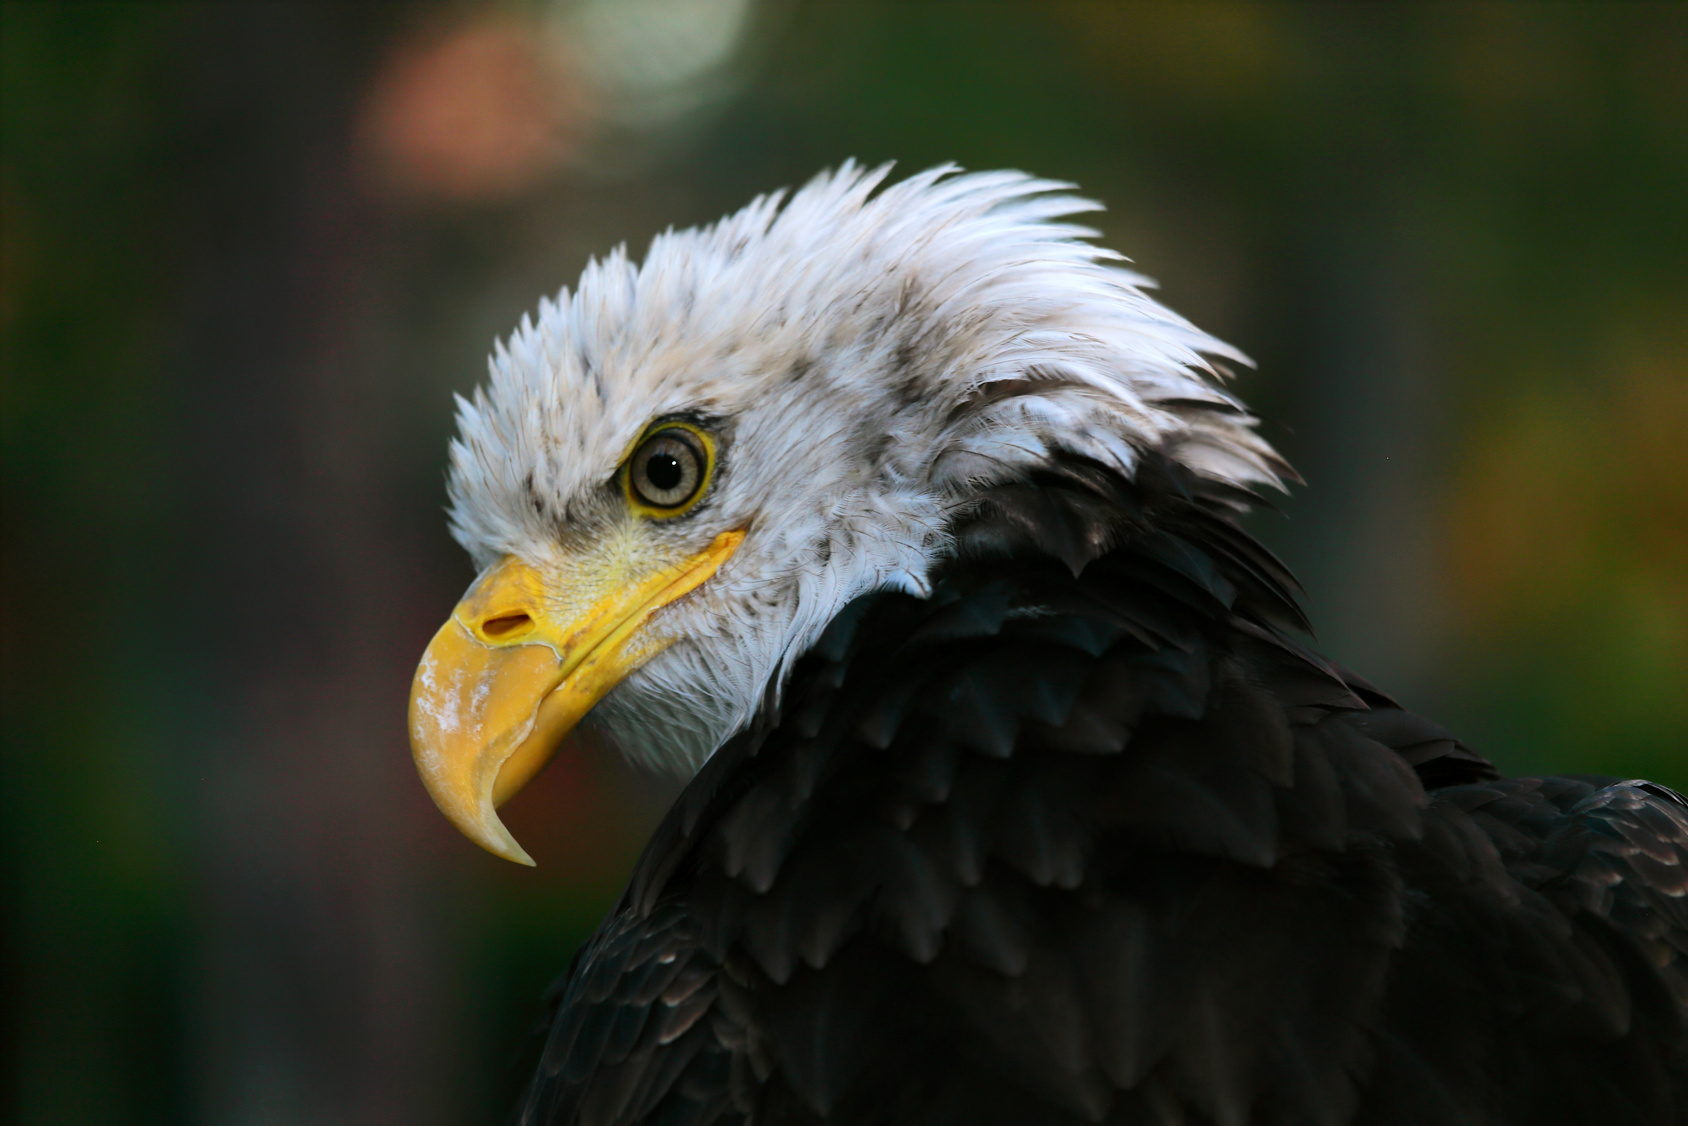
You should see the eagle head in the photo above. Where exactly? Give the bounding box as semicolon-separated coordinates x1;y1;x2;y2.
408;163;1288;864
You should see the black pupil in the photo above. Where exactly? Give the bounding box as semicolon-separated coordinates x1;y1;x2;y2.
646;451;684;491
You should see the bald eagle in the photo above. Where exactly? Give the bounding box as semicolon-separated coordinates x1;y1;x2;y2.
408;165;1688;1125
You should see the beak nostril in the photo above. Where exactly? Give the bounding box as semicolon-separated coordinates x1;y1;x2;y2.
480;612;534;641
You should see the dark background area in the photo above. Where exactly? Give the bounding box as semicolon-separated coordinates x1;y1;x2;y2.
3;2;1684;1123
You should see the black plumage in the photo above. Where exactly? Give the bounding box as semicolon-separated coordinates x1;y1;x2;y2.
515;451;1688;1126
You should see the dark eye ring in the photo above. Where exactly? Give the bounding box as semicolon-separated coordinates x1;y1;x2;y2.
627;427;708;512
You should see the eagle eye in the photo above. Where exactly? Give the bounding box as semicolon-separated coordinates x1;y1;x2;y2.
625;425;711;515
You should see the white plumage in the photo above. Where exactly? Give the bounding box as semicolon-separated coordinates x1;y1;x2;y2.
444;162;1289;773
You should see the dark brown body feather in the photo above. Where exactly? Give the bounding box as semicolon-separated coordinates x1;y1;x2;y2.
515;455;1688;1126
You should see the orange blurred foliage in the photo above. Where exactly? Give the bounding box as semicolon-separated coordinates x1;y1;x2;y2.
355;14;589;202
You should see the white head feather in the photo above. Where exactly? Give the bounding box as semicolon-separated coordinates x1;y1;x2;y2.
445;163;1287;774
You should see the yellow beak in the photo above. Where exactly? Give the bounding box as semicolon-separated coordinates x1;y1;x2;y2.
408;529;744;865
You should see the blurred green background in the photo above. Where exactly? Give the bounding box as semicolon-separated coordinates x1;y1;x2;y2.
2;2;1683;1123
